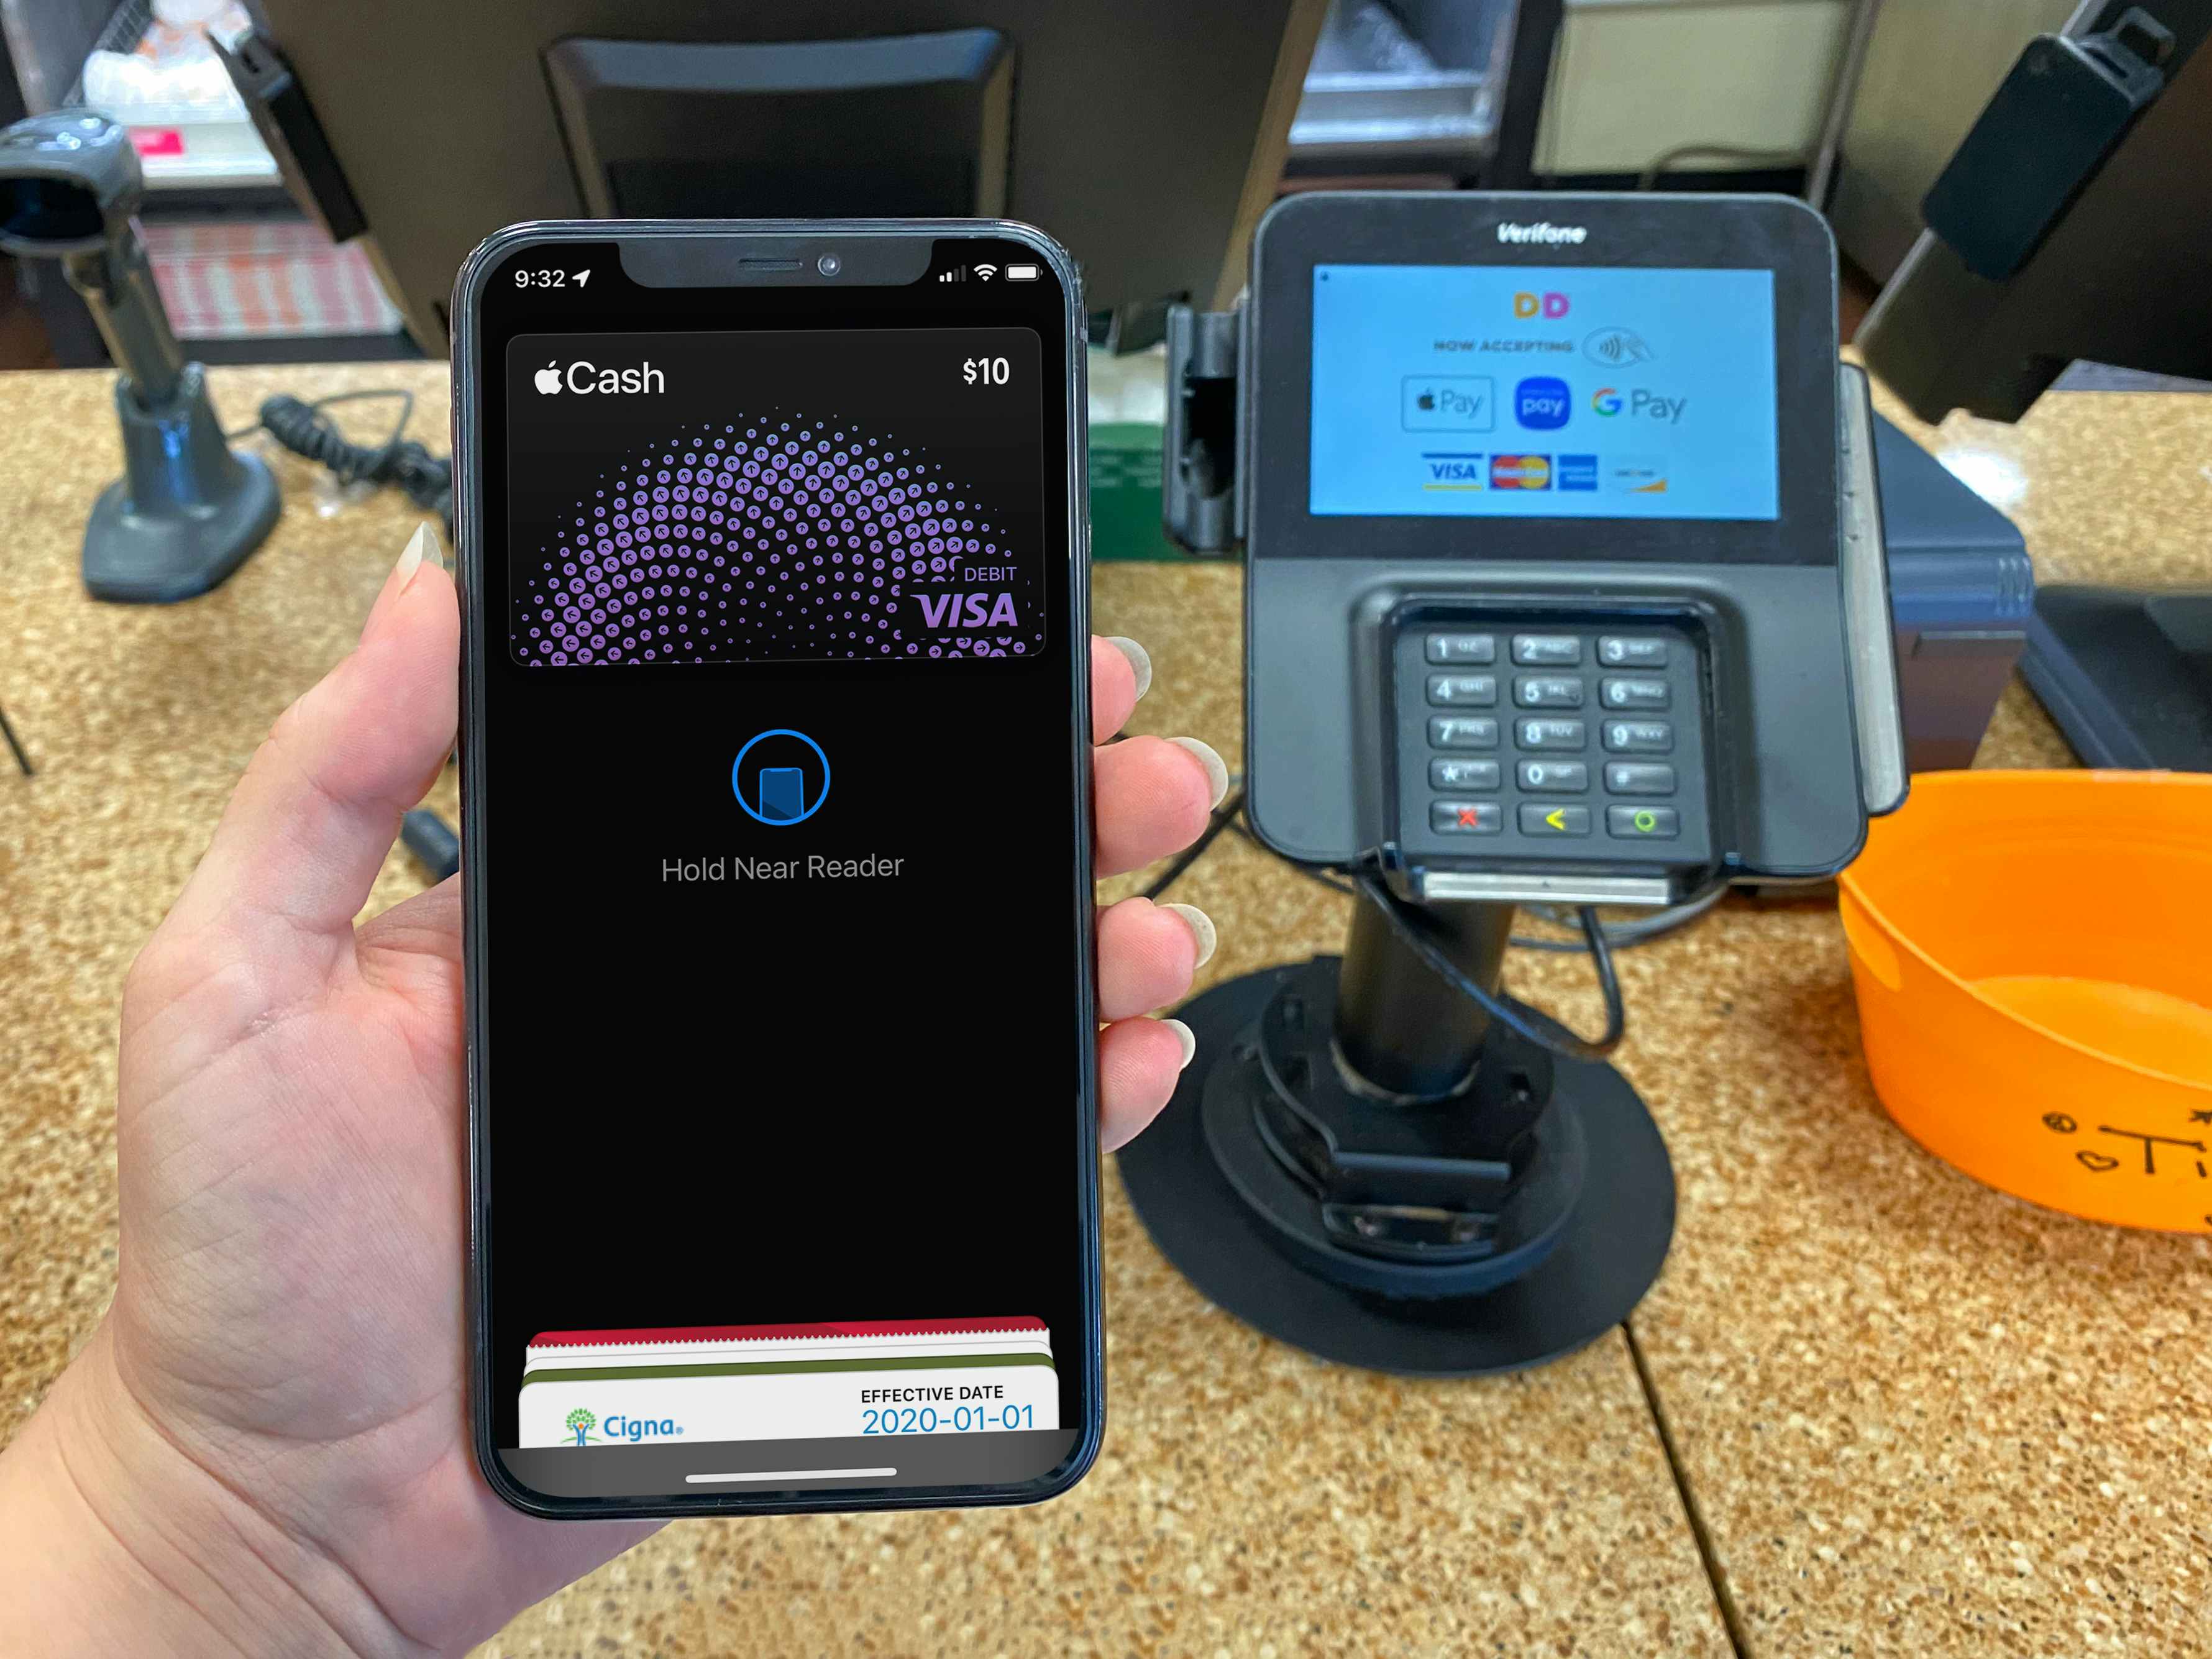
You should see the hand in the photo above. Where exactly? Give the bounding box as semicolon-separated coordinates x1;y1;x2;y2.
0;526;1225;1657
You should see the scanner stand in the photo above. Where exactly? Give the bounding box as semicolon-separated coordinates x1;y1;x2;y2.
1117;895;1674;1374
85;363;281;605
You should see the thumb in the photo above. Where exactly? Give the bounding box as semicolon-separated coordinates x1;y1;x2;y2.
163;523;460;976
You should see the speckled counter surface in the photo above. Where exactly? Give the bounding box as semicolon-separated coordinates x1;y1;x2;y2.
0;361;2205;1658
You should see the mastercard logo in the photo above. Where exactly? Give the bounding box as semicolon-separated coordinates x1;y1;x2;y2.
1490;454;1552;490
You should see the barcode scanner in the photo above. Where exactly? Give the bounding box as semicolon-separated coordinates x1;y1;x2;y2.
0;110;278;603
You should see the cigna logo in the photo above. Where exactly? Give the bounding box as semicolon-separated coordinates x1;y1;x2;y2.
561;1407;683;1445
533;360;665;395
1593;387;1622;416
1512;290;1570;320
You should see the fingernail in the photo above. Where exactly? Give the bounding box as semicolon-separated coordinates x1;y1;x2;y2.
393;521;436;591
1168;737;1230;808
1105;636;1153;700
1161;1017;1198;1071
1161;902;1217;969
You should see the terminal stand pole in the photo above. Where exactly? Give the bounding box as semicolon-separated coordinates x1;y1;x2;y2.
1333;898;1514;1101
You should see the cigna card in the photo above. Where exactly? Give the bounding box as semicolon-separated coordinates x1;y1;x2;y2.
518;1318;1058;1448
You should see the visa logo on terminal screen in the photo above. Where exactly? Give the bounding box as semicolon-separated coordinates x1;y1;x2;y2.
1309;263;1779;521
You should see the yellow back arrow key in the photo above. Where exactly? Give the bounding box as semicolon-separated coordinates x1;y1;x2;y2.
1545;807;1568;830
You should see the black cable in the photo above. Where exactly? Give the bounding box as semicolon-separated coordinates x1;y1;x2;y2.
1136;787;1628;1061
0;700;32;776
252;390;454;529
1353;869;1628;1061
1510;885;1728;954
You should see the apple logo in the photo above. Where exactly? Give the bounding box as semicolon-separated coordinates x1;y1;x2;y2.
1417;390;1435;410
534;362;562;395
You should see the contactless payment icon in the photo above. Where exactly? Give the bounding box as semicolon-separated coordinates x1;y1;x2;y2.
733;729;831;826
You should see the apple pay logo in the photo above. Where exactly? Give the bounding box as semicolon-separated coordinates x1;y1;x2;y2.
532;360;666;395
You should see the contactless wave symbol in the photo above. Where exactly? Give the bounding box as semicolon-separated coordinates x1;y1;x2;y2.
1584;327;1653;367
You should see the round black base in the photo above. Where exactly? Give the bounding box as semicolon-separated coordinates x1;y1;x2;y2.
1117;959;1676;1377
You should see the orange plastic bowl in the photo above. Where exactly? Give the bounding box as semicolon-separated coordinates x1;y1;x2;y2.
1838;770;2212;1232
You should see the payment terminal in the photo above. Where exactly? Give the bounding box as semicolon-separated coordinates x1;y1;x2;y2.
1177;190;1904;903
1122;192;1906;1379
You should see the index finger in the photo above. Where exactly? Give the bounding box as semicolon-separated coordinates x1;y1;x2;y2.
1090;636;1147;743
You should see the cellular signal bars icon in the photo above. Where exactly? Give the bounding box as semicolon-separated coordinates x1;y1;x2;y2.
938;267;966;283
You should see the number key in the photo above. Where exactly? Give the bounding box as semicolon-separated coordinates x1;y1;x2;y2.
1515;675;1585;709
1517;718;1586;751
1427;673;1498;707
1601;677;1670;711
1598;636;1668;667
1602;720;1672;754
1430;716;1500;750
1512;634;1583;666
1426;633;1496;665
1517;759;1588;792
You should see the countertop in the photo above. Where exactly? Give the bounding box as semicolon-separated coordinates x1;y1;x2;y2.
0;361;2206;1658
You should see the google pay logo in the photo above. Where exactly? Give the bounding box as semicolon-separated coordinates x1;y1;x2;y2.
1593;387;1622;416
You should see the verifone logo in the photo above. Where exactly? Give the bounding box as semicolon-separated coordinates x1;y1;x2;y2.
1496;222;1589;245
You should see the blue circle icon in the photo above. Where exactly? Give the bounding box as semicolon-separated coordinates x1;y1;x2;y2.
731;729;830;826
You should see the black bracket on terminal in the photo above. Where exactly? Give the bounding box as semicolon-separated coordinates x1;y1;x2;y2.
1162;305;1245;555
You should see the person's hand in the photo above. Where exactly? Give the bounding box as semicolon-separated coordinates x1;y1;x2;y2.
0;524;1225;1657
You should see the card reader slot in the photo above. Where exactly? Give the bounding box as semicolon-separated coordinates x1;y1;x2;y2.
1839;364;1911;816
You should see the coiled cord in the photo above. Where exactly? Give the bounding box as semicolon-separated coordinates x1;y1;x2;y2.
254;390;453;529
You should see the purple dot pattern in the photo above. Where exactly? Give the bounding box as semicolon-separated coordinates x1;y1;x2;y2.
512;416;1044;665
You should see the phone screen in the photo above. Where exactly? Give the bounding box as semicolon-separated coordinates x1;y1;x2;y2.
459;230;1095;1510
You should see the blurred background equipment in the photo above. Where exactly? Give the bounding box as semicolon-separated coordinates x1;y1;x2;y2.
0;0;409;366
1860;0;2212;772
0;108;276;600
230;0;1334;352
0;0;2190;766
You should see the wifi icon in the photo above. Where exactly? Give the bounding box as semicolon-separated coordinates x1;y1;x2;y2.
973;263;999;281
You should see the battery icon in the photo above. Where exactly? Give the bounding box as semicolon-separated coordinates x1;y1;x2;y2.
1005;262;1041;281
